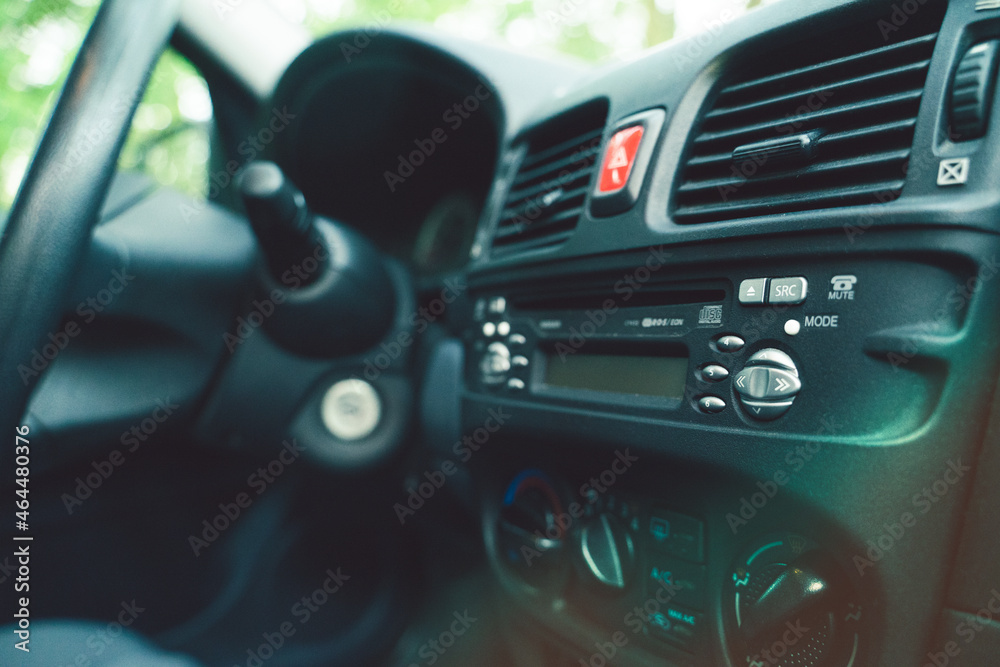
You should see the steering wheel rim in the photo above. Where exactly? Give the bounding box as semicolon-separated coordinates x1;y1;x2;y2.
0;0;181;446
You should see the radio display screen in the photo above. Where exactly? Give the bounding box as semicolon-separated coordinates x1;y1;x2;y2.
543;352;689;399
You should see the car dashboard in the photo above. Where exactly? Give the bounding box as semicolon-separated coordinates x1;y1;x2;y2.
398;1;1000;665
214;0;1000;665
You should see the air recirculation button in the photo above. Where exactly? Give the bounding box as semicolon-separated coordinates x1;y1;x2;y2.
733;349;800;421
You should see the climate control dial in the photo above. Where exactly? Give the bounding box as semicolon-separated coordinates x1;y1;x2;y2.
580;513;636;591
495;470;569;588
725;533;864;667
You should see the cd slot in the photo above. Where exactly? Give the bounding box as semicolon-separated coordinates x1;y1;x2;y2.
511;287;726;311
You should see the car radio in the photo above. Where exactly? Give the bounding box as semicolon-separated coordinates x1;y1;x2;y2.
465;255;972;437
468;278;810;422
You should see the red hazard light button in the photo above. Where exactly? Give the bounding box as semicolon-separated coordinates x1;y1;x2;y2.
591;108;664;218
598;125;645;194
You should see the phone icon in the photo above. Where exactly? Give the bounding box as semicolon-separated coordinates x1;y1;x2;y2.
830;275;857;292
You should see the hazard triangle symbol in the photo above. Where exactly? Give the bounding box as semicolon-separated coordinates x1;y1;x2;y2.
608;147;630;170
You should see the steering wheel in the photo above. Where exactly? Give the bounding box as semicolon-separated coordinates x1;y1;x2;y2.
0;0;181;447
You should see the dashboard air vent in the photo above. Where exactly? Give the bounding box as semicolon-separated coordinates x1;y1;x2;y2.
492;100;608;255
673;11;943;224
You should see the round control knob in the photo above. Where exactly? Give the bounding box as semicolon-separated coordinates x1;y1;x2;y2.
496;470;568;587
480;342;511;387
733;348;801;421
726;534;863;667
740;549;840;641
580;513;635;591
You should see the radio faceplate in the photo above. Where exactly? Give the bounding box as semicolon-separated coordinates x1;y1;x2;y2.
466;256;969;437
469;280;807;420
472;288;728;406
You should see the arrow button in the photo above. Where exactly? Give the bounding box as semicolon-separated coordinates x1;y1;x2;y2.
733;367;771;400
741;399;795;421
747;348;797;371
765;369;801;399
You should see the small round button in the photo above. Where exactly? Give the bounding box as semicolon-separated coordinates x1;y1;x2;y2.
698;396;727;414
497;321;511;336
488;296;507;315
701;365;729;382
483;322;497;337
320;380;382;441
716;335;746;352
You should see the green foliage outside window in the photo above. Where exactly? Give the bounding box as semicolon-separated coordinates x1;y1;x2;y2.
0;0;766;210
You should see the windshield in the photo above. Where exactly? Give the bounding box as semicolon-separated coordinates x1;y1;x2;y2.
0;0;776;210
295;0;775;62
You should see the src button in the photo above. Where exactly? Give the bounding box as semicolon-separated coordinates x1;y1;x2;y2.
768;277;808;305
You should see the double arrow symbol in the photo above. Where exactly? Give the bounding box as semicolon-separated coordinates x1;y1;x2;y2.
774;377;791;392
736;375;746;388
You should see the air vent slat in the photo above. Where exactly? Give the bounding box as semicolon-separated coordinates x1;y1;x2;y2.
684;118;918;171
718;33;937;103
512;145;601;189
705;60;930;124
677;149;911;196
820;118;918;145
673;11;942;225
518;128;604;172
500;186;589;226
693;89;924;148
511;154;596;196
506;169;593;204
491;100;607;255
676;181;905;223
